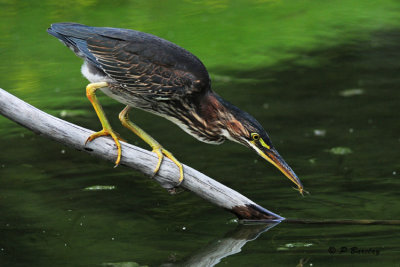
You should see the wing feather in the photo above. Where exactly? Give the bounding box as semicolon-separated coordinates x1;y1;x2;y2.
85;31;209;98
48;23;211;98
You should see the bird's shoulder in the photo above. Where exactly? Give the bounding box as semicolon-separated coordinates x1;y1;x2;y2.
84;26;211;97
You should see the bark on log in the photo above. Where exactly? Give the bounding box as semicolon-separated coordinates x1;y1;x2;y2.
0;88;284;221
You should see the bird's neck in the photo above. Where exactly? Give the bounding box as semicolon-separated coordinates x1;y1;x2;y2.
173;91;246;144
199;91;247;143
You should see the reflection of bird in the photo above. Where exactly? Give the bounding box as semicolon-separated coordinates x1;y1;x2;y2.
47;23;303;192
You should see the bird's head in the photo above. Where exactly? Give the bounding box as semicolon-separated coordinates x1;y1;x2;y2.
220;104;305;195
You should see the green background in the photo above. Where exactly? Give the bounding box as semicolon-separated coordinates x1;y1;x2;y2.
0;0;399;266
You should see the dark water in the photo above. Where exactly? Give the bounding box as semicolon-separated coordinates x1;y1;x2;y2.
1;1;400;266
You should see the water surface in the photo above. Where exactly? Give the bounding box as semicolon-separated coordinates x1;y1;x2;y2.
0;1;399;266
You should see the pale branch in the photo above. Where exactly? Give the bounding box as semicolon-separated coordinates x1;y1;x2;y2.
0;88;284;221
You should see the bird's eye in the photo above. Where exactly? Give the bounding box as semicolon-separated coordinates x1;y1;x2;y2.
251;133;260;141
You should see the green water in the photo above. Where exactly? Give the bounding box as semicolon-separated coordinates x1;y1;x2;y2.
1;0;400;266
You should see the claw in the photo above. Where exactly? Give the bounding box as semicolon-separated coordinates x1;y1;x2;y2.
151;146;184;186
85;129;122;166
152;147;164;177
113;131;126;142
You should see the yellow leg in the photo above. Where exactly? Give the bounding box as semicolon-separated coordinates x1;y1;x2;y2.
118;106;184;185
85;82;122;167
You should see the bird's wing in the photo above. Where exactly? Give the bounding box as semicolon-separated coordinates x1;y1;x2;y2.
49;23;211;98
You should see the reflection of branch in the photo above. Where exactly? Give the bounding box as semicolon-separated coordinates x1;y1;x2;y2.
174;223;280;267
101;223;279;267
0;88;284;220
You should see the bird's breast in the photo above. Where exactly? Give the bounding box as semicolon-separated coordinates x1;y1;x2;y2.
159;114;226;145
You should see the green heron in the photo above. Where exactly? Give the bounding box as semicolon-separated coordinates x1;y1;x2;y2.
47;23;304;193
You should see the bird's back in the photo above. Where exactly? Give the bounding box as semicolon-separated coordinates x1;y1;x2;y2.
47;23;211;96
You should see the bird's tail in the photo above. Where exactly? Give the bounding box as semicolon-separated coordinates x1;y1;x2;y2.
47;23;97;63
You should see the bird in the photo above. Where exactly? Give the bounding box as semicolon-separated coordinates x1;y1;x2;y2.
47;23;304;193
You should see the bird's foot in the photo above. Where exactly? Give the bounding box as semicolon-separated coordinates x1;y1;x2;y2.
85;128;123;167
152;146;184;186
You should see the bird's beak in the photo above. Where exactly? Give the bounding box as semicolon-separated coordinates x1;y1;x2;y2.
248;141;304;194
